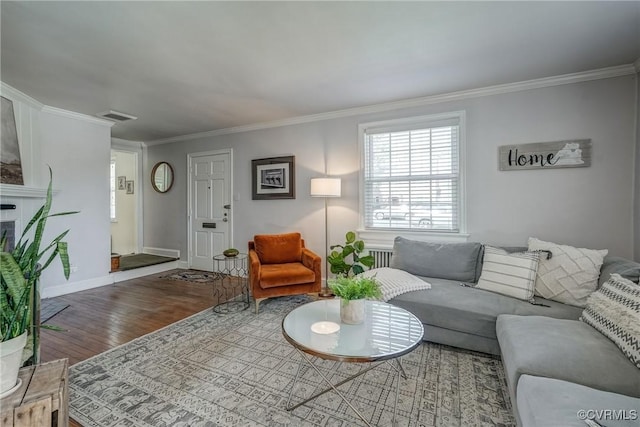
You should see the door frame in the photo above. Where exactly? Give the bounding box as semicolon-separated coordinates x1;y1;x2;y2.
111;138;144;254
186;148;234;268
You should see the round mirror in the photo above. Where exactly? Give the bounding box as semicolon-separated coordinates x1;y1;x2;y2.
151;162;174;193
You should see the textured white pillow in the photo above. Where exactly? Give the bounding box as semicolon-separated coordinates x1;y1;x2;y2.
359;267;431;302
476;246;539;302
528;237;608;307
581;274;640;368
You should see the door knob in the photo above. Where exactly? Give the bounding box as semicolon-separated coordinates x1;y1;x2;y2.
222;217;228;222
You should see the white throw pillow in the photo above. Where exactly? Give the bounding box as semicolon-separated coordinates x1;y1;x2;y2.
476;246;539;302
528;237;608;307
359;267;431;302
581;274;640;368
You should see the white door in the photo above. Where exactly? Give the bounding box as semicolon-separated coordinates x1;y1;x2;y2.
188;151;232;271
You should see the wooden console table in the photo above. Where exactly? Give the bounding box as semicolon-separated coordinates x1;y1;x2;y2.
0;358;68;427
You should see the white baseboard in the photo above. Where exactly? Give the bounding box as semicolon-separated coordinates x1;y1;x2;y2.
177;260;189;269
41;261;181;298
42;275;113;298
143;246;180;259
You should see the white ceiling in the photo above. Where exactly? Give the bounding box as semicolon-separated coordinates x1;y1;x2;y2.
2;1;639;143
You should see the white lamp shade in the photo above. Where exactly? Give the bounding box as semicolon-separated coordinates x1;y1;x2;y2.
310;178;341;197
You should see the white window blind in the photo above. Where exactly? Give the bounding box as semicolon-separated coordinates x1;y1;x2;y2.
110;160;116;221
362;114;462;232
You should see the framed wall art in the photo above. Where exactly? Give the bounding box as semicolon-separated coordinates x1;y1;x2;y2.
252;156;295;200
118;176;126;190
126;180;134;195
1;96;24;185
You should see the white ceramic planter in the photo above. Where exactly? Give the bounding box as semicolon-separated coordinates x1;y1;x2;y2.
0;331;27;394
340;298;365;324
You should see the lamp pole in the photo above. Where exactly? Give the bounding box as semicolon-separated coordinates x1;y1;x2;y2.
310;177;341;297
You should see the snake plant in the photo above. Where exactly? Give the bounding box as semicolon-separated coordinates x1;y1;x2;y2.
0;168;77;342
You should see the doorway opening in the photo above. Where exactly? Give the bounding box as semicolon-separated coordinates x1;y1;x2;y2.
110;149;140;260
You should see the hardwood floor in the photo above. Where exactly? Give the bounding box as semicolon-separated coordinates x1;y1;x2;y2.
39;270;229;427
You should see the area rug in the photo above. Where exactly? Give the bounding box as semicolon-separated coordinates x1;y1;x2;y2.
69;296;515;426
159;268;221;283
40;298;70;323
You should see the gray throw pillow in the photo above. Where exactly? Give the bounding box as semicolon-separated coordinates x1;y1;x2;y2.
389;236;482;282
598;256;640;288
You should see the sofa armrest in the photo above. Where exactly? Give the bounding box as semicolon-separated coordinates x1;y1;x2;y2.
248;249;261;290
301;248;321;276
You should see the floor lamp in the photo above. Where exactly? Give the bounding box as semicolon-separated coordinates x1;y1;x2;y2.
310;177;342;297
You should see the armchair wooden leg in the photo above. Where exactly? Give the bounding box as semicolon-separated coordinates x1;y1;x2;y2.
255;298;267;314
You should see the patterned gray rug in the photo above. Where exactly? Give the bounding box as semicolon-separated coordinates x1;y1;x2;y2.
69;296;515;426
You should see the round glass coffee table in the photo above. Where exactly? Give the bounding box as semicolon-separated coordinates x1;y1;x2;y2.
282;299;423;426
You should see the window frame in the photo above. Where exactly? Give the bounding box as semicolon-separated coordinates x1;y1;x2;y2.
358;111;468;246
110;158;117;222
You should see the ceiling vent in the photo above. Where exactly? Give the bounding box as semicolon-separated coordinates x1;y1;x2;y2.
96;110;138;122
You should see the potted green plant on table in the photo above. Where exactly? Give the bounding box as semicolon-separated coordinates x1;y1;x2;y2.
0;169;76;395
328;275;381;324
327;231;375;278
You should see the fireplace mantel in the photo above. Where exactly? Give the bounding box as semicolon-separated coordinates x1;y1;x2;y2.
0;184;58;198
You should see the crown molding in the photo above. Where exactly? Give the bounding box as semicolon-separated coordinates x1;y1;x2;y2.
0;82;44;110
41;105;114;127
146;64;636;146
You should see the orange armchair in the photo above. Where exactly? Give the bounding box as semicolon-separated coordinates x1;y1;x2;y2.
248;232;321;313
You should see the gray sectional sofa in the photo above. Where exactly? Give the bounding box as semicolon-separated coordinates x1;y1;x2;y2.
385;236;640;426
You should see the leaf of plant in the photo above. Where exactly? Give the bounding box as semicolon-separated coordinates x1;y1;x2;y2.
58;241;70;279
41;324;66;332
360;255;375;267
345;231;356;243
353;240;365;252
352;264;365;275
47;211;80;218
342;245;355;257
0;252;27;302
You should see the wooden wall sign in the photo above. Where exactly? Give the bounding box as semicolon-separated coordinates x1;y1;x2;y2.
498;139;591;171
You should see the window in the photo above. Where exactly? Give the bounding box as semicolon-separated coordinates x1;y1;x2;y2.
361;112;464;234
110;160;116;221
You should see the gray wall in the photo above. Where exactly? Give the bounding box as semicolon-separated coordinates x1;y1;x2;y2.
145;75;637;270
635;70;640;262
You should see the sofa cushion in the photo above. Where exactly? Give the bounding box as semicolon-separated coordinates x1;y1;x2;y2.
390;278;582;340
476;246;539;302
528;237;608;307
259;263;315;288
599;255;640;287
254;232;302;264
581;274;640;368
496;315;640;413
517;375;640;427
389;237;482;282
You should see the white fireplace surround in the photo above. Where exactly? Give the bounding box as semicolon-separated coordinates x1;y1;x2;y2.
0;183;52;198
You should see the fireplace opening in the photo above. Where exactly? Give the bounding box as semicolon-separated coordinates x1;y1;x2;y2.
1;221;16;251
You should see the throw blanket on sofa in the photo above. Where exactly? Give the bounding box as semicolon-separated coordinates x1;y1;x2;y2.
360;267;431;302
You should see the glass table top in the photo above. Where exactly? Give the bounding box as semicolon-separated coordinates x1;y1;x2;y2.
282;299;424;362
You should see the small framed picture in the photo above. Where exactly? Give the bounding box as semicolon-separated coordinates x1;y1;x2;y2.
251;156;295;200
118;176;126;190
126;180;134;194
